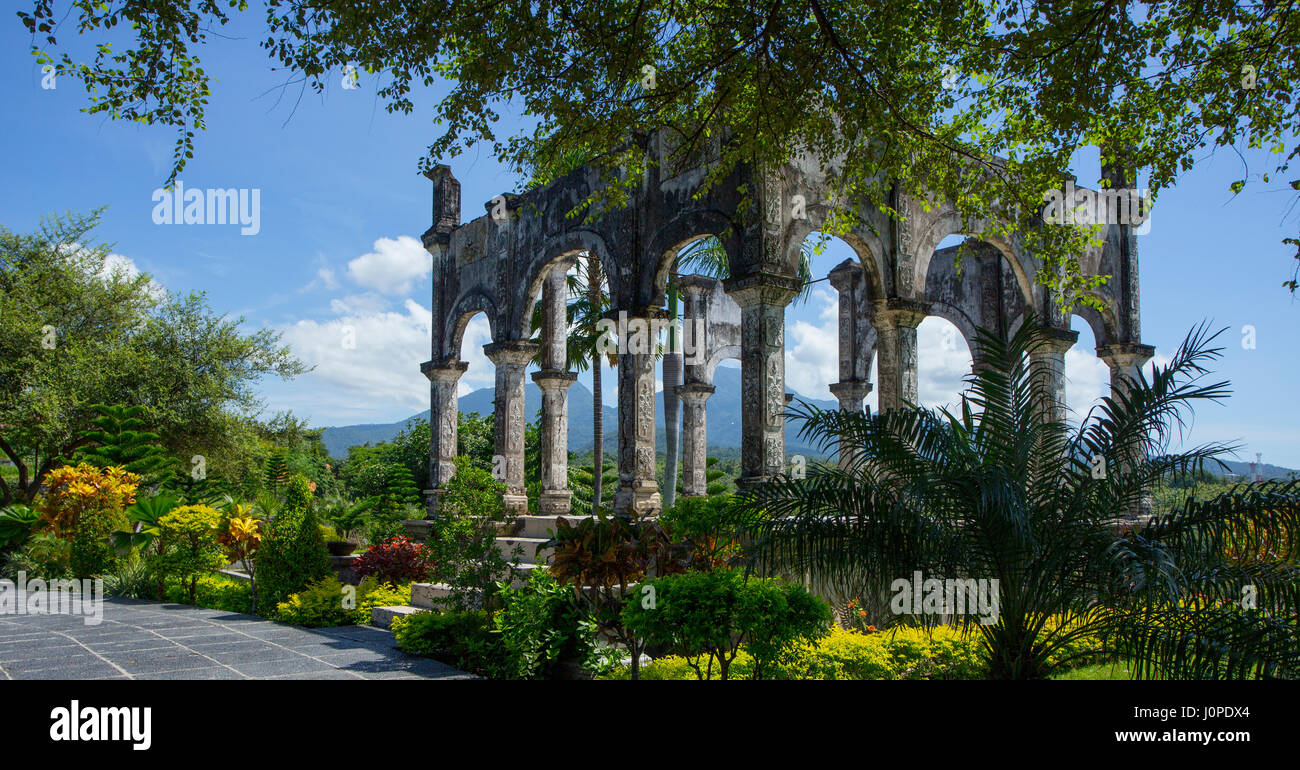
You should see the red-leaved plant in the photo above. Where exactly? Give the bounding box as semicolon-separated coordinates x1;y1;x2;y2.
353;535;436;583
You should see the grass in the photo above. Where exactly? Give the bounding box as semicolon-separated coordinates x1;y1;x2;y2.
1051;660;1139;680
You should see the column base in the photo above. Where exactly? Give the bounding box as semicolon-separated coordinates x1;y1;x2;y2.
613;486;662;517
422;488;444;519
538;491;572;515
734;476;775;492
402;519;434;543
502;494;530;514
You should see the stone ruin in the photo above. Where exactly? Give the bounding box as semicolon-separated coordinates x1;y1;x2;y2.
411;129;1153;523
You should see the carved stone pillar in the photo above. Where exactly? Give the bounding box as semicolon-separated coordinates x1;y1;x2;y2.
530;258;576;515
419;359;467;518
540;258;572;371
532;370;576;514
725;273;801;487
613;310;663;516
677;383;715;497
484;341;538;514
872;299;929;412
828;260;875;386
828;380;873;470
1028;328;1078;425
677;276;713;386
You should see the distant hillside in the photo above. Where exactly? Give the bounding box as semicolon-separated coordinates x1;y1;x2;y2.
319;366;841;458
1216;459;1298;481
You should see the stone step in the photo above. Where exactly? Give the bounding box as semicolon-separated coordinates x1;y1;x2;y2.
494;536;552;565
506;514;592;539
408;565;541;611
370;605;423;629
410;582;455;609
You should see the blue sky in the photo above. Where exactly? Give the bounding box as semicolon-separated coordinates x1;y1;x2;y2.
2;12;1297;468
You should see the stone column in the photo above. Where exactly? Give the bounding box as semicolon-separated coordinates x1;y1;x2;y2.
725;273;801;487
419;359;467;518
613;310;663;516
828;380;872;469
532;370;576;514
1028;328;1078;425
677;383;715;497
1097;342;1155;403
530;258;576;515
677;275;714;385
1097;341;1157;521
872;299;929;412
484;341;539;515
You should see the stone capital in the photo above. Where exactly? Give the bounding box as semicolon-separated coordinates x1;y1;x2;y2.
829;380;873;403
827;259;865;293
870;298;930;330
1096;341;1155;369
531;369;578;390
483;340;540;367
676;383;716;404
723;272;802;307
421;359;469;382
601;306;670;323
677;274;721;300
1030;327;1080;356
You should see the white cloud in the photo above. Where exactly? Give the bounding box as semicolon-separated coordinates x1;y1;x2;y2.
98;252;168;302
916;318;972;409
329;292;391;316
346;235;431;295
1064;347;1110;421
278;298;433;415
784;289;841;400
302;266;339;292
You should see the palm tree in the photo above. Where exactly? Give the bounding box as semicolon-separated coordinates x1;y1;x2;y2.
737;319;1300;679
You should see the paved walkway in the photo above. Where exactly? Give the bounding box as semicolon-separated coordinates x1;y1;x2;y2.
0;595;472;680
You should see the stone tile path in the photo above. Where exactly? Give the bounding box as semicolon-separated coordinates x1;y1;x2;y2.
0;594;471;680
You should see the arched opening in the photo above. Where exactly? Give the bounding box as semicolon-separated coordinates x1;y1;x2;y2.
1065;313;1111;426
916;315;974;410
782;232;881;456
517;252;613;513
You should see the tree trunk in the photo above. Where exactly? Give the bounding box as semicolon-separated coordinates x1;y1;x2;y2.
588;255;604;510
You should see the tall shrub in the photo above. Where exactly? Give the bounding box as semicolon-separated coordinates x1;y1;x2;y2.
255;473;330;613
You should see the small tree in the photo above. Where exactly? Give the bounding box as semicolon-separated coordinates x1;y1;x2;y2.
622;567;832;680
148;504;226;604
217;504;262;612
255;474;331;613
73;404;178;488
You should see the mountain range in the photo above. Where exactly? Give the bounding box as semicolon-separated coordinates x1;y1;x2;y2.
319;369;1298;480
319;365;841;459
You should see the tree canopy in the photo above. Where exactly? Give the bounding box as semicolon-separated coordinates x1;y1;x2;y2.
0;209;309;504
18;1;1300;297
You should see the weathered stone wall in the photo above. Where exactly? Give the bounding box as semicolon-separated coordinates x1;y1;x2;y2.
415;130;1150;516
